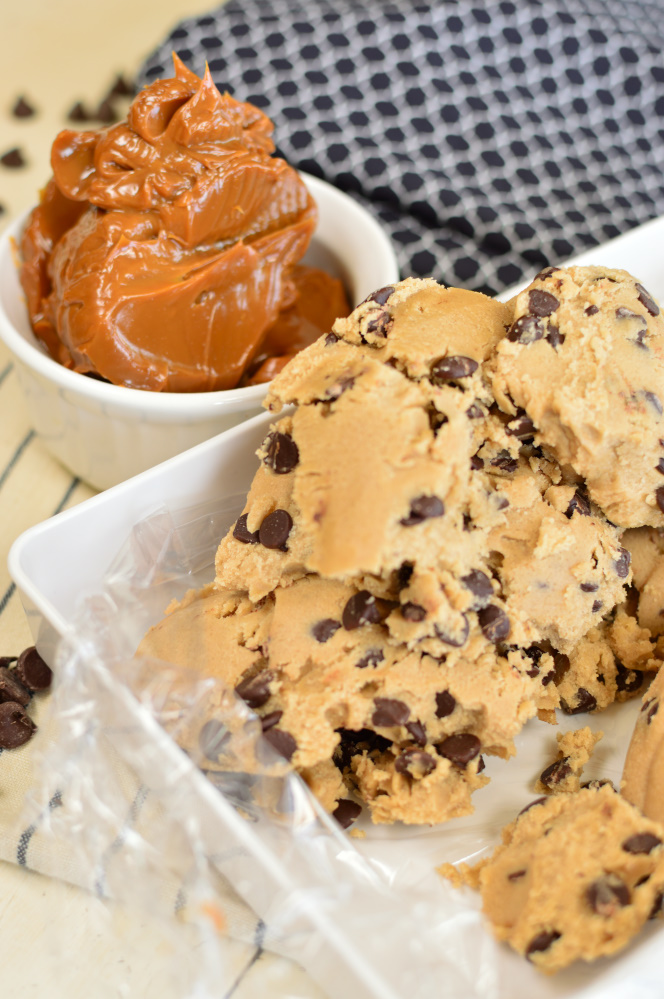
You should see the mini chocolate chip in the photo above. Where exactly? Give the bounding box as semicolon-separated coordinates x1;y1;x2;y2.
478;604;510;642
430;355;479;383
506;414;536;441
461;569;493;608
614;547;631;577
466;403;484;419
395;747;436;777
12;96;36;118
476;754;485;772
580;582;599;592
355;648;384;669
325;332;339;346
325;375;355;399
540;756;572;788
263;432;299;474
519;796;547;817
585;304;599;316
67;101;90;122
526;930;561;960
233;513;260;545
0;701;36;749
648;891;664;920
0;667;30;707
332;798;362;828
261;710;283;732
508;869;527;881
657;458;664;475
622;833;662;855
0;147;25;168
490;450;518;473
592;600;603;613
94;99;118;124
199;719;231;761
401;602;426;622
644;391;663;416
372;697;410;727
434;614;470;647
366;311;393;337
263;727;297;761
397;562;414;589
436;733;481;767
435;690;456;718
364;285;395;306
546;326;565;348
14;647;52;692
565;489;591;518
536;267;558;279
259;509;293;550
636;283;660;316
507;314;544;344
108;73;135;98
561;687;597;714
400;495;445;526
470;454;484;470
312;619;341;643
647;701;660;724
342;591;393;630
615;663;643;694
235;671;274;709
616;306;646;322
529;289;559;316
405;719;427;746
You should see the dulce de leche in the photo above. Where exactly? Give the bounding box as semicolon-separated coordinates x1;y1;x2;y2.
19;56;349;391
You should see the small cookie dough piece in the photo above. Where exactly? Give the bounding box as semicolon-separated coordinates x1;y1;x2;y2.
535;726;603;794
621;525;664;637
608;605;661;678
489;265;664;528
622;667;664;825
478;786;664;973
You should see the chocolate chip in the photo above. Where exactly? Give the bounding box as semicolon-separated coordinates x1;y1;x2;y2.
476;754;486;773
0;701;36;749
508;869;527;881
334;727;392;771
507;314;544;344
622;833;662;855
397;562;414;590
461;569;493;608
108;73;135;98
518;796;547;817
364;286;394;307
435;690;456;718
366;311;393;337
372;697;410;728
263;727;297;761
490;450;518;473
0;667;30;707
657;458;664;476
580;582;599;592
401;602;426;622
613;547;631;577
636;283;660;317
529;289;559;316
233;513;260;545
405;719;427;746
67;101;90;122
12;96;36;118
526;930;561;960
540;756;572;788
470;454;484;470
466;403;484;419
430;355;478;383
478;604;510;642
646;700;660;724
400;495;445;526
395;747;436;777
261;710;283;732
561;687;597;714
332;798;362;828
199;719;230;761
259;509;293;550
581;778;615;791
644;391;663;416
506;414;536;441
94;99;118;124
592;599;603;613
616;306;646;322
0;147;25;168
565;489;590;518
235;671;274;709
15;647;52;692
325;332;339;346
536;267;558;279
312;619;341;643
615;663;643;694
585;304;599;316
546;326;565;348
342;591;393;630
434;614;470;647
355;648;384;669
263;432;299;474
436;733;481;767
586;875;631;916
325;375;355;400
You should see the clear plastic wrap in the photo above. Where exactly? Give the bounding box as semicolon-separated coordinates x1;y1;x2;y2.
21;496;664;999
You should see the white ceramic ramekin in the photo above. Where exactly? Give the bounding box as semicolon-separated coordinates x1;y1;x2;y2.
0;174;399;490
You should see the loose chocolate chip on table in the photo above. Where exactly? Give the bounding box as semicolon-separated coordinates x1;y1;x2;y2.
436;733;481;767
518;796;547;817
15;647;52;691
1;147;25;168
332;798;362;828
400;494;445;526
561;687;597;714
526;930;561;960
508;869;527;881
12;96;36;118
615;663;643;694
401;602;426;622
507;314;544;344
586;875;631;915
430;355;478;383
260;710;283;732
355;648;384;669
235;670;274;709
433;691;456;721
565;489;591;518
108;73;135;98
395;748;436;777
363;285;394;307
613;547;631;577
434;614;470;648
585;304;599;316
528;289;559;316
312;618;341;643
372;697;410;727
580;582;599;592
94;99;118;124
0;701;36;749
263;727;297;761
199;719;231;761
461;569;493;608
67;101;90;122
405;719;427;746
636;283;660;316
540;756;572;788
259;509;293;550
622;833;662;855
506;414;536;441
478;605;510;643
366;311;393;337
546;326;565;348
0;667;30;707
490;450;518;473
343;590;394;630
263;431;299;474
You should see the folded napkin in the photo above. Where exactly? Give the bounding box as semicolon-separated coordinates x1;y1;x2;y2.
140;0;664;297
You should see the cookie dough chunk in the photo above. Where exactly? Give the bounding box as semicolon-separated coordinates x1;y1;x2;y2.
622;667;664;824
479;786;664;973
489;266;664;528
535;726;603;794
